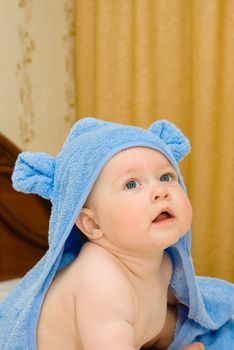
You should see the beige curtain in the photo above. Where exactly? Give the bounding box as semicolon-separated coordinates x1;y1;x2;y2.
75;0;234;282
0;0;76;156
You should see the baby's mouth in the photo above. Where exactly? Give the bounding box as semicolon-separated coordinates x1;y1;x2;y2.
152;210;174;223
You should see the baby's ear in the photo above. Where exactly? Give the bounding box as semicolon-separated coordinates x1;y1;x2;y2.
75;208;103;240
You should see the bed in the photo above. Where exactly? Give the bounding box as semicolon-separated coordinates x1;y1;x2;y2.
0;133;50;299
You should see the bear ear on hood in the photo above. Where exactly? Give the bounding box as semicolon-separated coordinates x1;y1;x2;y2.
12;151;55;200
148;120;191;162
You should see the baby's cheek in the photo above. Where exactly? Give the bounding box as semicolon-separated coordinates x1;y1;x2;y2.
116;205;145;229
182;196;193;228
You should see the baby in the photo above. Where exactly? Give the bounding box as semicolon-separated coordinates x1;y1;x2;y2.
1;117;233;350
36;146;192;349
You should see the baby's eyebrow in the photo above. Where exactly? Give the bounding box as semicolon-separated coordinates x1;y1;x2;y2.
112;163;176;183
112;166;139;183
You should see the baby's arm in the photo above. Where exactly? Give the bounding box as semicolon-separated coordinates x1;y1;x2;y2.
153;304;177;350
74;255;136;350
167;286;180;306
152;286;179;349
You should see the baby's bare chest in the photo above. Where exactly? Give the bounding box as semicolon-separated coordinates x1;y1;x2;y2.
132;281;168;348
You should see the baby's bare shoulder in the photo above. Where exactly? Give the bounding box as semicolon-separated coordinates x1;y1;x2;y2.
74;242;134;293
72;242;135;322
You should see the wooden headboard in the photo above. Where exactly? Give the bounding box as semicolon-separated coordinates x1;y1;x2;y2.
0;133;50;281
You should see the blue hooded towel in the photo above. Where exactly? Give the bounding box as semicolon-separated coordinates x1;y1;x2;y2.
0;117;233;349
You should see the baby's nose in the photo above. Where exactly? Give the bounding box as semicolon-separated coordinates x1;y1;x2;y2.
152;185;171;201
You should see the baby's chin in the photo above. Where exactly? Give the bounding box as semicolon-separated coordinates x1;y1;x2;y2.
150;228;189;250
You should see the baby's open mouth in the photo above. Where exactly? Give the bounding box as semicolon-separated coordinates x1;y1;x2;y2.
153;210;174;223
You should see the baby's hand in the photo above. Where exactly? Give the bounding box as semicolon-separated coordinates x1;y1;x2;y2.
179;342;205;350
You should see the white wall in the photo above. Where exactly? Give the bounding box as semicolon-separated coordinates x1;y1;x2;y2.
0;0;76;155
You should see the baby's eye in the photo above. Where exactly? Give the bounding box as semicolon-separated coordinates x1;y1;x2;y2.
125;180;138;189
160;174;173;182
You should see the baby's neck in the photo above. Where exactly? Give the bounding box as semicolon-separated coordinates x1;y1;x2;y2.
94;242;165;281
115;252;164;281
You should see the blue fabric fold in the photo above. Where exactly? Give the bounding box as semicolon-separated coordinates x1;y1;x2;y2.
0;117;233;349
168;277;234;350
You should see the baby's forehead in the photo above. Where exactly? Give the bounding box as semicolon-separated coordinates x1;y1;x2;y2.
85;146;175;205
99;146;173;178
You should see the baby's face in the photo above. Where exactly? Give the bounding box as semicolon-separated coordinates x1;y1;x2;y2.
84;146;192;254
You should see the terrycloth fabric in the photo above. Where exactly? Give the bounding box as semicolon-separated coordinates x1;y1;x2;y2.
0;117;233;349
